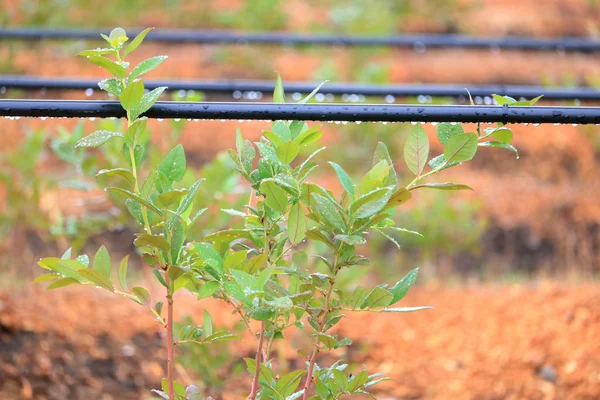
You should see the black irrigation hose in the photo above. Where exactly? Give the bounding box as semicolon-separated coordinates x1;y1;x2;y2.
2;76;600;101
2;100;600;124
2;28;600;52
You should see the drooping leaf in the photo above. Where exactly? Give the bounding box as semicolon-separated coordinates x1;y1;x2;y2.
107;187;162;215
361;286;394;309
382;306;433;312
334;234;366;245
47;277;80;290
410;182;473;191
79;269;114;291
404;125;429;175
87;55;126;79
382;188;412;211
478;141;519;157
96;168;135;187
118;256;129;292
134;233;171;254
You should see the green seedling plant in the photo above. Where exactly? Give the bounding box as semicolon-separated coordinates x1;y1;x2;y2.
34;28;528;400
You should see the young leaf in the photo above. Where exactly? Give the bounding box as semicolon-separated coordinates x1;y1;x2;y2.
107;187;163;215
204;310;213;337
130;86;167;120
274;73;285;103
373;142;397;186
87;56;127;79
124;27;153;56
128;55;168;83
328;162;355;198
120;79;144;111
298;80;328;104
157;144;186;184
118;256;129;292
92;246;111;279
311;193;346;232
444;133;478;163
261;180;289;213
350;188;393;219
478;141;519;157
79;269;114;291
47;277;80;290
276;141;300;164
404;125;429;175
288;203;307;245
134;233;171;254
132;287;151;307
197;281;220;299
410;182;473;191
389;268;418;304
98;78;123;97
96;168;135;187
436;123;464;145
75;130;123;148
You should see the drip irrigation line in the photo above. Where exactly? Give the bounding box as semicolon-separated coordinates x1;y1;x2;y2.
1;100;599;124
1;28;600;52
2;76;600;101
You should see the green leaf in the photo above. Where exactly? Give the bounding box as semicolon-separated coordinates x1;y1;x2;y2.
92;246;111;279
157;189;188;208
428;154;460;171
108;27;128;47
124;27;153;56
132;287;151;307
298;80;328;104
410;182;473;191
32;273;59;284
329;162;355;198
276;141;300;164
288;203;307;245
120;79;145;111
305;229;336;250
75;130;123;148
444;133;478;163
107;187;162;215
311;193;346;232
157;144;186;184
185;385;203;400
134;233;171;254
230;269;257;291
492;94;516;106
479;141;519;157
293;125;323;147
224;250;247;271
118;256;129;292
169;178;204;229
261;180;289;213
129;55;168;83
125;118;147;147
131;86;167;120
223;281;248;305
389;268;418;304
361;286;394;309
197;281;220;299
274;73;285;103
436;123;464;145
334;234;366;245
350;188;393;219
347;371;369;393
77;48;115;57
96;168;135;187
98;78;123;97
170;218;185;264
47;277;80;290
382;188;412;211
490;128;513;144
203;310;213;337
373;142;397;186
404;125;429;175
79;269;114;291
277;370;307;397
87;56;126;79
382;306;433;312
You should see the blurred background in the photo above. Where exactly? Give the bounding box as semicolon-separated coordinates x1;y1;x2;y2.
0;1;599;399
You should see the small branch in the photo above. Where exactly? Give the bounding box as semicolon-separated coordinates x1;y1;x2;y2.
165;271;175;400
302;277;336;400
246;321;266;400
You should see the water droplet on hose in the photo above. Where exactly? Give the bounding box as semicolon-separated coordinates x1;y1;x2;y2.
385;95;395;103
85;88;94;97
292;92;302;101
233;90;242;99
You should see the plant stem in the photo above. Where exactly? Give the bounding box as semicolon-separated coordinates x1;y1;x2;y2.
302;271;336;400
247;321;266;400
165;271;175;400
